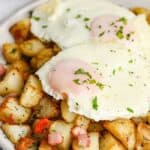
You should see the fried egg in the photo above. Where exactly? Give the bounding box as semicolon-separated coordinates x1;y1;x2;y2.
36;43;150;121
31;0;136;49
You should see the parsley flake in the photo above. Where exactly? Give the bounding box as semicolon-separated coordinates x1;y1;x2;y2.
32;16;40;21
73;79;81;85
127;107;134;113
116;30;124;39
96;82;104;90
112;69;116;75
89;79;96;84
42;25;48;28
92;96;98;111
66;8;71;12
74;68;92;79
85;24;91;31
99;31;105;37
118;17;127;25
128;59;133;64
84;17;90;22
75;14;82;19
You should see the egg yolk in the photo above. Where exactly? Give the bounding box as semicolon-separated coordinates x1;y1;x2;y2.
49;59;103;98
90;15;136;43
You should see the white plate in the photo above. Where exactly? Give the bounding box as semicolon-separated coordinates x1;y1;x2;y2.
0;0;150;149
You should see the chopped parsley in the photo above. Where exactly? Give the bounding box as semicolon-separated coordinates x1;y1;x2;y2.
128;84;134;87
73;79;81;85
32;16;40;21
75;14;82;19
128;59;133;64
42;25;48;28
75;102;80;110
99;31;105;37
126;33;131;40
116;29;124;39
112;69;116;75
118;17;127;25
85;24;91;31
92;62;99;65
66;8;71;12
84;17;90;22
96;82;104;90
127;107;134;113
92;96;98;111
74;68;92;79
11;48;16;53
89;79;96;84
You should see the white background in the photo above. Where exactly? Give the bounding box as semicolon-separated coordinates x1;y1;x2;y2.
0;0;34;23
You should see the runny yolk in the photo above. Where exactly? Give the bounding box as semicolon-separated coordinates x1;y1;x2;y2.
49;59;103;98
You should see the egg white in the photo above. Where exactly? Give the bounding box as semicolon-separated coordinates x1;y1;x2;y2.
36;42;150;121
31;0;135;49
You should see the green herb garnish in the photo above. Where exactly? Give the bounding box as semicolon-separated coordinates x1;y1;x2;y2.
96;82;104;90
85;24;91;31
127;107;134;113
112;69;116;75
128;84;133;87
74;68;92;79
116;30;124;39
99;31;105;37
89;79;96;84
128;59;133;64
118;17;127;25
73;79;81;85
42;25;48;28
75;102;80;110
75;14;82;19
92;96;98;111
66;8;71;12
32;16;40;21
84;17;90;22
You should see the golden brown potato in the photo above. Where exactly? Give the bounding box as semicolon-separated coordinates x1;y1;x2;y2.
0;69;24;96
103;119;136;149
72;132;99;150
20;39;45;57
39;139;57;150
10;18;31;43
2;43;22;63
20;75;43;108
16;137;37;150
137;123;150;141
146;112;150;125
131;7;150;24
75;116;90;130
31;48;54;70
131;7;150;16
0;97;31;124
2;124;31;144
88;121;103;132
99;132;125;150
8;60;30;80
61;100;77;123
49;120;73;150
34;96;60;119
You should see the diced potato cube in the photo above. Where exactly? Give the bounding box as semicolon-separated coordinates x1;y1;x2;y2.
103;119;136;149
2;124;31;144
20;75;43;108
0;97;31;123
49;120;73;150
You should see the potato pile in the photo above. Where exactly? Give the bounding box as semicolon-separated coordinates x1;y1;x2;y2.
0;8;150;150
